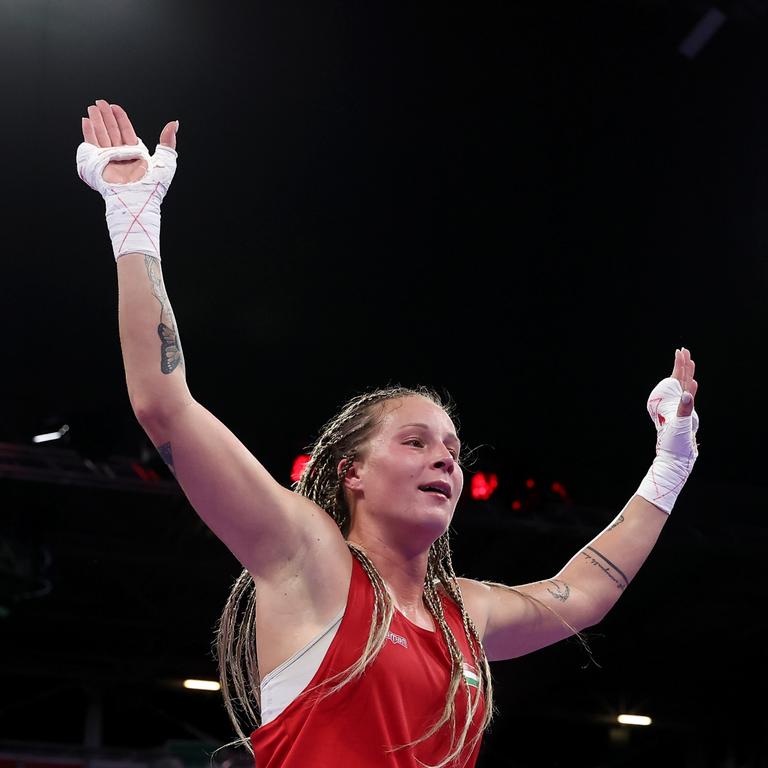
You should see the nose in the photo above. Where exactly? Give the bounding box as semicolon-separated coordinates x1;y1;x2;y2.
432;453;455;472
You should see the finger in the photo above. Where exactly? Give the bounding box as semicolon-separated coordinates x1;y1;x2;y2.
682;347;693;389
158;120;178;150
110;103;138;146
676;392;694;418
671;348;683;381
676;365;698;416
82;116;98;146
87;104;111;147
96;99;122;146
680;347;691;392
682;348;694;393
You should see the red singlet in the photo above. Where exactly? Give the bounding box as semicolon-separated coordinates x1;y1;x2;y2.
251;555;485;767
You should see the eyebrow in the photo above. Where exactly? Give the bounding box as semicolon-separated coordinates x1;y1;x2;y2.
399;423;461;448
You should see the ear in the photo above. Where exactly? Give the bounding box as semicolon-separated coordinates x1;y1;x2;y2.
337;457;363;492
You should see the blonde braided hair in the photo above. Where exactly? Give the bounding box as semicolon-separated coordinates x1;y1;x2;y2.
214;386;590;768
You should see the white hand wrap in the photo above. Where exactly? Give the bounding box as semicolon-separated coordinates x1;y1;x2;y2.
76;139;177;261
635;377;699;514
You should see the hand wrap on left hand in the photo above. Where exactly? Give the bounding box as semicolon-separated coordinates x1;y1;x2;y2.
635;377;699;514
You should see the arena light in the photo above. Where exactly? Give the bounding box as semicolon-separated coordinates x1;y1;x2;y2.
617;714;652;726
291;454;311;483
32;424;69;443
470;472;498;501
183;679;221;691
525;478;535;489
679;7;726;59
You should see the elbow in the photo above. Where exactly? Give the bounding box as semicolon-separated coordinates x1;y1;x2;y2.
583;611;607;630
131;396;194;433
585;599;615;628
577;590;613;630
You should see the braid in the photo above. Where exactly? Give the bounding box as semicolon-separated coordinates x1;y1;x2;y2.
388;533;493;767
215;385;508;768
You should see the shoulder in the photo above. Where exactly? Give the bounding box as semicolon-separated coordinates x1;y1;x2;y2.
437;577;491;640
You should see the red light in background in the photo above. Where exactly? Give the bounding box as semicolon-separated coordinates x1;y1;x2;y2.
551;481;568;499
131;462;160;482
525;478;535;489
291;454;311;483
471;472;498;501
511;500;522;510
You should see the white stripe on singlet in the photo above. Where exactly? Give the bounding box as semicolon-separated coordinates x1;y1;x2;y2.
259;606;345;724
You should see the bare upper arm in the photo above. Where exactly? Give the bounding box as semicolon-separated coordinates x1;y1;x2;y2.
457;576;602;662
138;398;349;581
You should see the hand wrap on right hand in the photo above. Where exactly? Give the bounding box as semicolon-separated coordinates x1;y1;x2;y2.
76;138;178;261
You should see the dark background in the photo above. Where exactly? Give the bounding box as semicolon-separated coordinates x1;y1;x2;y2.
1;1;767;766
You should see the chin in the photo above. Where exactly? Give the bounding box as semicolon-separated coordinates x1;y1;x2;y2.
399;507;452;543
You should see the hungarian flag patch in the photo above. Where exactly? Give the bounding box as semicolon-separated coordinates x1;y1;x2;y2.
462;662;480;689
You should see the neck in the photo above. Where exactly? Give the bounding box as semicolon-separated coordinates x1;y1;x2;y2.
347;522;432;617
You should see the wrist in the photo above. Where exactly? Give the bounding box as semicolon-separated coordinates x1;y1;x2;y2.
105;184;163;261
635;452;695;515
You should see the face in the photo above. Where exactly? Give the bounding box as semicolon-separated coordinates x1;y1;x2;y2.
344;396;464;548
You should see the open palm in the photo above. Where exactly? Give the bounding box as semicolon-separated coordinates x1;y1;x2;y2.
81;99;177;184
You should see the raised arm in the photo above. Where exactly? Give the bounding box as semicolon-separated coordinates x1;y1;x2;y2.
78;100;348;582
459;349;699;661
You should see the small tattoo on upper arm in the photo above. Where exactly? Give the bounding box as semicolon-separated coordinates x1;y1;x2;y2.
158;441;176;476
546;580;570;602
580;546;629;591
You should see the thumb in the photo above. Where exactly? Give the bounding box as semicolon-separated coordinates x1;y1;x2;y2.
677;390;694;418
159;120;179;150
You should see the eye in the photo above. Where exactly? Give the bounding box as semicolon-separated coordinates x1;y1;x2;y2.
448;448;459;459
405;438;425;448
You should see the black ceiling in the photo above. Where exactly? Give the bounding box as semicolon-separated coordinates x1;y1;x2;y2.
2;2;767;766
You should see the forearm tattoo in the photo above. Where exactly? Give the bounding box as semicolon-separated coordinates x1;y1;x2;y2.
144;255;184;374
580;546;629;591
546;580;570;602
158;441;176;476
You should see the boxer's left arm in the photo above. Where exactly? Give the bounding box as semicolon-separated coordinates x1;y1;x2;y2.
458;349;699;661
459;495;667;660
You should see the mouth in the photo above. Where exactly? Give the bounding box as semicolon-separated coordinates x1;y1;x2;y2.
418;481;452;499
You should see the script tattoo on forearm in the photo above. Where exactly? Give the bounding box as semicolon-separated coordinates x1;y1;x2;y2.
546;580;570;602
580;546;629;591
607;513;625;532
158;441;176;476
144;255;184;374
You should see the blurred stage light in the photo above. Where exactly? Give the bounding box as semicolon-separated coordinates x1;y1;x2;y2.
291;454;311;483
32;424;69;443
679;7;726;59
183;679;221;691
471;472;498;500
617;714;652;726
551;481;569;500
131;462;161;482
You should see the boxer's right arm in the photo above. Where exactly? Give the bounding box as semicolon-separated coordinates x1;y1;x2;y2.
117;250;348;584
117;253;278;568
79;101;348;591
